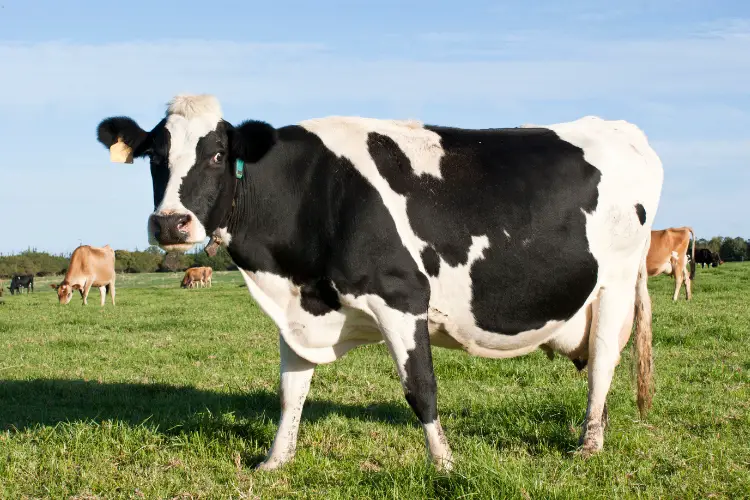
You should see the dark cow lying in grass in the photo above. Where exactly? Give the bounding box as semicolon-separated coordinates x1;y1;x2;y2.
97;94;664;471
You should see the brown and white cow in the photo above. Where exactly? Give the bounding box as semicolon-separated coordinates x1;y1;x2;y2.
646;227;696;300
51;245;116;306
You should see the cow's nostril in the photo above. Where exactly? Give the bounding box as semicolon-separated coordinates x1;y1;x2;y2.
176;214;191;232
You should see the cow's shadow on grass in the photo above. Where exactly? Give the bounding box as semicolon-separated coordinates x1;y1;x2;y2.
0;379;579;461
0;378;417;463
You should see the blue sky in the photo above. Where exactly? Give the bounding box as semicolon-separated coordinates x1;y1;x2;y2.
0;0;748;255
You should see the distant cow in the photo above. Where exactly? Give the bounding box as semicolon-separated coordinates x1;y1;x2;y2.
694;248;721;268
181;266;211;288
50;245;116;306
647;227;695;300
8;274;34;295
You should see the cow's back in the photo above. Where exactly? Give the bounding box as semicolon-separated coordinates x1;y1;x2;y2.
67;245;116;282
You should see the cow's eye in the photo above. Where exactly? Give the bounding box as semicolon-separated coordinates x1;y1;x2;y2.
211;152;224;164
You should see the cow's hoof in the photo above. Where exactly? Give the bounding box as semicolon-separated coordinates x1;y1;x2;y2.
254;458;286;471
577;445;601;459
576;435;603;458
433;454;455;473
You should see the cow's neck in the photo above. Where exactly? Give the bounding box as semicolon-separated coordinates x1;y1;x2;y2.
224;139;333;284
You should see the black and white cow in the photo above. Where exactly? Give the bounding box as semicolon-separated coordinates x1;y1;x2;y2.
97;95;664;471
8;274;34;295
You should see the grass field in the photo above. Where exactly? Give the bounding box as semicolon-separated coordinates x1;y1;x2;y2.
1;265;749;499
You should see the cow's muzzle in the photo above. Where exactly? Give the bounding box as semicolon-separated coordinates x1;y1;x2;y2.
148;212;194;251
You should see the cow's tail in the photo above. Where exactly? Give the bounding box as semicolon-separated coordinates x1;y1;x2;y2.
633;236;654;419
688;227;696;280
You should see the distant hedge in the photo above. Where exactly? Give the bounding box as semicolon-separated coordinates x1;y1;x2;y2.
0;245;237;279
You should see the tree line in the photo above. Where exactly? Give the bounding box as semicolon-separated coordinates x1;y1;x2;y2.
0;245;236;279
1;235;748;279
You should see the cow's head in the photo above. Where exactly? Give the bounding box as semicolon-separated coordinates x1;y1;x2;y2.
96;94;277;252
50;282;80;304
711;252;722;267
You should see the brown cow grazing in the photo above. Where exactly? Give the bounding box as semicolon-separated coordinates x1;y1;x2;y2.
181;267;207;289
50;245;116;306
646;227;696;301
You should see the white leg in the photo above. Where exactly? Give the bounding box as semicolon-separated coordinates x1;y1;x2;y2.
257;335;316;471
99;286;106;306
581;283;633;455
109;283;116;305
370;299;453;472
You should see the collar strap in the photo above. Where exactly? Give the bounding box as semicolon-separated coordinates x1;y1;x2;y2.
205;158;244;256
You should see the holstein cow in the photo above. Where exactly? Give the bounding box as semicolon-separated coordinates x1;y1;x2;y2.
50;245;116;306
646;227;695;301
97;94;663;471
694;248;721;268
8;274;34;295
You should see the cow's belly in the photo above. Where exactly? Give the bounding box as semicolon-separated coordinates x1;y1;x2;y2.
426;290;596;359
238;265;598;366
239;269;384;364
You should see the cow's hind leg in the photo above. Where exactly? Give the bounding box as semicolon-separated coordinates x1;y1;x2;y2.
580;281;634;456
671;255;684;302
257;336;316;471
682;258;692;300
108;283;116;305
372;299;453;472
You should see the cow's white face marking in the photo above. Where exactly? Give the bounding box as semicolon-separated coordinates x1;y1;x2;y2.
148;95;223;246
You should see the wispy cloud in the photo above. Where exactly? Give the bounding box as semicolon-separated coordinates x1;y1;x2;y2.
695;17;750;39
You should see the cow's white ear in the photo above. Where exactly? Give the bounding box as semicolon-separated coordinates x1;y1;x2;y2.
110;138;134;164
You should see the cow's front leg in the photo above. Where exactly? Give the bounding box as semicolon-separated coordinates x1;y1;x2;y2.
257;335;316;471
81;281;93;305
373;301;453;472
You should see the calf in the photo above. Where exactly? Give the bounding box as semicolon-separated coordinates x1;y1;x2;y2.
646;227;695;300
50;245;116;306
97;94;663;471
8;274;34;295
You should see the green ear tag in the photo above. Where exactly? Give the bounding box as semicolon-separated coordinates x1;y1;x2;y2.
235;159;245;179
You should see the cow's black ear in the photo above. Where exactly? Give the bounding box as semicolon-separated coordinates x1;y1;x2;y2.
228;119;277;163
96;117;151;158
